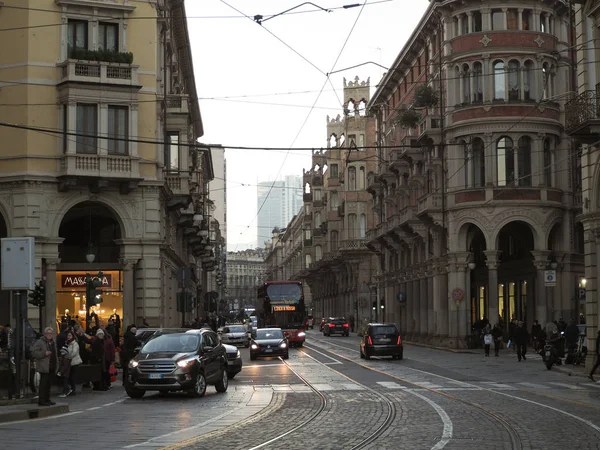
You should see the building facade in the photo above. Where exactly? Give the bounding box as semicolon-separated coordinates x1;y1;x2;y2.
256;175;302;247
566;0;600;368
0;0;216;331
225;248;266;313
367;0;581;347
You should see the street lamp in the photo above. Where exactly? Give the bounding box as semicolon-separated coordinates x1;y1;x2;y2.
468;262;476;271
86;243;96;263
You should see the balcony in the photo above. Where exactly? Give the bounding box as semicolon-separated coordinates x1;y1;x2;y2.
58;153;142;193
303;192;313;202
304;212;313;224
58;60;139;87
416;193;443;226
165;94;189;115
165;174;191;196
565;86;600;140
366;173;382;195
417;115;441;144
339;239;368;255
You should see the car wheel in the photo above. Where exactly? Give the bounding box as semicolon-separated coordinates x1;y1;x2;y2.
398;351;403;361
283;352;289;360
227;372;236;379
189;371;207;397
125;386;145;399
296;342;303;348
215;366;229;393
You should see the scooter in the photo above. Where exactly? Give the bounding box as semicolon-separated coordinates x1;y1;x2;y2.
541;342;558;370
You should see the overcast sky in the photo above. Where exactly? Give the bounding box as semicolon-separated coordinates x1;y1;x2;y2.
187;0;430;251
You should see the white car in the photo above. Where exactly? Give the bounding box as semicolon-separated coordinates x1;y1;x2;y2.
218;324;250;347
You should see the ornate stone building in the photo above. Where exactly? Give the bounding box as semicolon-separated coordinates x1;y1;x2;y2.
367;0;581;347
226;248;267;313
0;0;217;330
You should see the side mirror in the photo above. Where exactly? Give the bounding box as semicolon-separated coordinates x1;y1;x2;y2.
203;346;214;353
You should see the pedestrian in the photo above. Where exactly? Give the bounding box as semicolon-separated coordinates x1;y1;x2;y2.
31;327;58;406
514;321;528;361
349;314;355;333
564;319;580;363
588;329;600;382
531;320;542;351
121;324;138;385
103;329;116;389
482;323;492;357
492;323;503;356
59;330;81;397
90;329;107;391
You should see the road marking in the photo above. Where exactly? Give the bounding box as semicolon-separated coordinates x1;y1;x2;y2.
518;382;550;389
340;382;364;391
302;344;344;364
548;382;583;390
310;383;335;391
420;382;444;389
582;382;600;389
480;382;516;390
377;381;406;389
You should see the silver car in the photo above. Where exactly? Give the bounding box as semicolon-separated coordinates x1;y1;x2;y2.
218;324;250;347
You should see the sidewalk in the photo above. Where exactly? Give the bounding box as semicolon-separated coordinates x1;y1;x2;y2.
404;339;479;354
0;401;68;423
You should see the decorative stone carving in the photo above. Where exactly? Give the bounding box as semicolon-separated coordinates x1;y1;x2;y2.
479;35;492;47
534;35;545;48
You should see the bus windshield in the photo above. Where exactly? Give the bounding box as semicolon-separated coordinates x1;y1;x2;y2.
266;283;302;305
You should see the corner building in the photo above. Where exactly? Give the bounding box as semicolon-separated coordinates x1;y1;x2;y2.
0;0;216;331
367;0;582;347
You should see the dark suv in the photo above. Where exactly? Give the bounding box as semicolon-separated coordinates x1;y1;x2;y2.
126;329;228;398
323;317;350;336
360;323;403;360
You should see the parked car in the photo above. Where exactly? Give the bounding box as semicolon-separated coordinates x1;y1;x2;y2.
218;324;250;347
250;328;289;360
126;329;228;398
323;317;350;336
360;323;403;360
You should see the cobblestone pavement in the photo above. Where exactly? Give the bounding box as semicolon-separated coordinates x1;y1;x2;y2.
2;331;600;450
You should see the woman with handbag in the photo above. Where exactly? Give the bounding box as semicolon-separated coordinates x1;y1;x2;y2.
482;323;492;357
59;330;82;397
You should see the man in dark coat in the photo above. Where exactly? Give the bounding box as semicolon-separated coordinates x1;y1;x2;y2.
121;325;138;385
513;321;529;361
588;329;600;382
31;327;58;406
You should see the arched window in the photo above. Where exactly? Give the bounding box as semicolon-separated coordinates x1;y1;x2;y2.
492;9;504;30
472;138;485;187
359;166;366;189
507;9;518;30
348;214;357;239
314;211;321;227
473;11;482;32
330;191;338;209
473;62;483;102
497;136;514;186
330;230;339;251
462;64;471;104
542;63;549;99
305;254;312;268
315;245;322;261
523;61;534;101
359;214;366;239
517;136;532;186
454;66;461;103
522;10;532;30
508;60;520;101
463;140;469;188
494;61;505;100
348;166;356;190
544;138;552;186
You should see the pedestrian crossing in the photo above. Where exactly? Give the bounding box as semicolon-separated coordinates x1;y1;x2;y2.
234;380;600;393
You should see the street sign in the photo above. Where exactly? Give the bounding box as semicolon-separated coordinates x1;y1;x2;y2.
544;270;556;286
579;288;586;301
1;237;35;290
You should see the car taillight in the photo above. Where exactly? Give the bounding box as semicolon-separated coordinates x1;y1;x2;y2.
367;336;373;345
343;323;349;327
397;336;402;345
329;323;335;327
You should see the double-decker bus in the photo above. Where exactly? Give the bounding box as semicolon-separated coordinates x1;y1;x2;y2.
256;280;306;347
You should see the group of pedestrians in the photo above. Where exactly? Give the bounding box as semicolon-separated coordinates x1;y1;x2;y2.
481;319;529;359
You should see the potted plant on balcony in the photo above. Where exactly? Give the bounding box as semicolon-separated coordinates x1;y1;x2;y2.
394;106;420;129
413;84;438;108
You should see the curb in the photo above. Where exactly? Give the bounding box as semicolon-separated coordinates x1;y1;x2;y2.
0;403;69;423
405;340;478;354
553;365;590;379
0;398;36;407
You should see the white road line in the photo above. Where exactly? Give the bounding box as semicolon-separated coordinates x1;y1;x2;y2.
518;382;550;389
480;382;516;390
420;382;444;389
0;410;82;426
547;382;583;390
302;344;344;364
310;383;335;391
377;381;406;389
340;383;364;390
123;406;246;448
87;406;102;411
582;382;600;389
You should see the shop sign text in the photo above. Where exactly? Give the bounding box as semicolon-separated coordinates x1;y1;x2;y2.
61;274;113;289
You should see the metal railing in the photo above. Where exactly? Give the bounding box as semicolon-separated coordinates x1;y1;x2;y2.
565;85;600;133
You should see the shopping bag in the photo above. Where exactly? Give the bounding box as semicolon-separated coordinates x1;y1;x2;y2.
484;334;493;345
34;371;40;389
109;364;117;383
507;339;512;349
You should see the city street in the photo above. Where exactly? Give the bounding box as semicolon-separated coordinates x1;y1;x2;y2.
1;330;599;450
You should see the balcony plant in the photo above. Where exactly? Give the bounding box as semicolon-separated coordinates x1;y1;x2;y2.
413;84;438;108
70;48;134;64
394;106;420;129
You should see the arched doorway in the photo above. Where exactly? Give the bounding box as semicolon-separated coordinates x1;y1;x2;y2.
0;213;8;325
465;224;487;327
57;202;123;333
497;221;535;328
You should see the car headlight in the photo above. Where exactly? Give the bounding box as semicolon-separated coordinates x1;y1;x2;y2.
176;357;197;368
280;342;287;348
251;344;258;350
129;360;139;368
297;332;306;337
236;350;241;358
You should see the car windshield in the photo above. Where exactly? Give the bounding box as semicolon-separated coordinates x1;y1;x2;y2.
332;318;347;324
256;329;283;340
141;334;199;353
226;325;246;333
372;326;398;336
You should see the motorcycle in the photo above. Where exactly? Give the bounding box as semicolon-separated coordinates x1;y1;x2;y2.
540;332;564;370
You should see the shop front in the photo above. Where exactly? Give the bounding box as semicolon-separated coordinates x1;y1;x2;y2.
55;270;123;334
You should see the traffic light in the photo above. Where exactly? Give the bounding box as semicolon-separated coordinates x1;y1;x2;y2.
39;281;46;307
28;282;46;307
86;271;103;306
372;301;377;311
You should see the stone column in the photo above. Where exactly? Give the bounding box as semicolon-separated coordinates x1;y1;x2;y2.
531;250;551;326
406;276;414;335
517;9;523;30
120;259;137;329
484;251;501;324
413;278;421;337
467;12;473;33
419;274;428;338
427;267;434;338
44;258;60;331
502;8;508;30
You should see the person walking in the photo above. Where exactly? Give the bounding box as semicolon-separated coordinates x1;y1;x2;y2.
103;329;116;389
31;327;58;406
514;321;528;361
121;324;138;385
90;329;107;391
492;323;503;356
482;323;492;357
588;329;600;382
59;330;82;397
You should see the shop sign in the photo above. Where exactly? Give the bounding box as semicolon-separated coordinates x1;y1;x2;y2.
61;274;112;289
